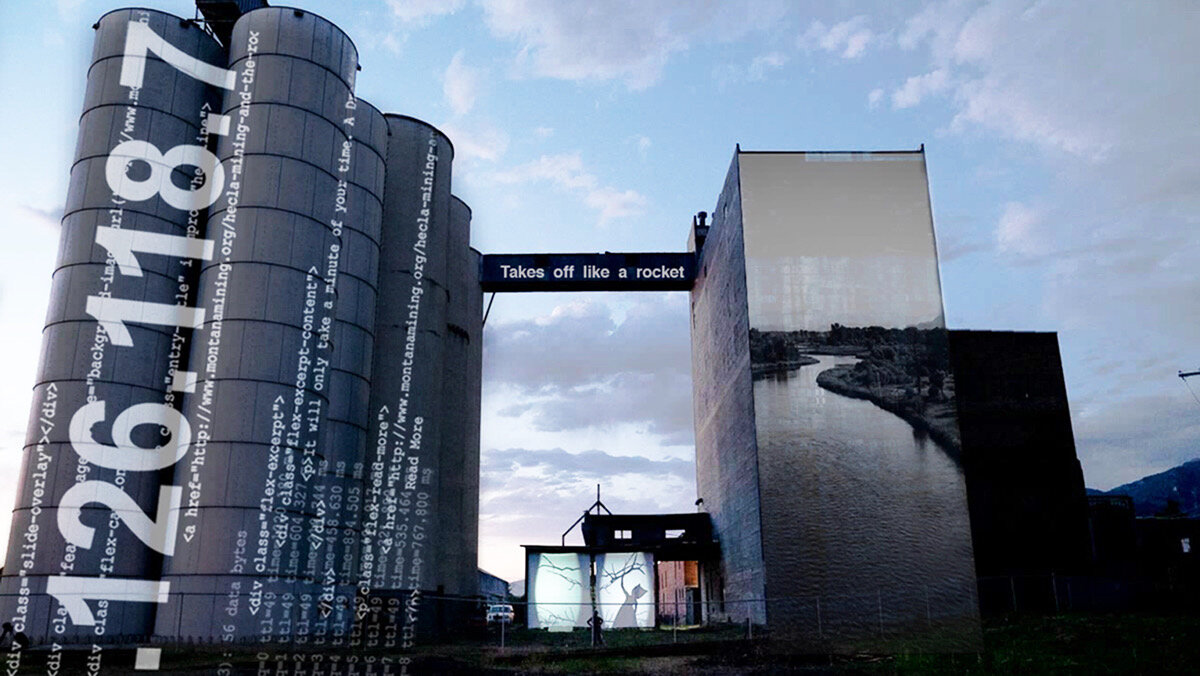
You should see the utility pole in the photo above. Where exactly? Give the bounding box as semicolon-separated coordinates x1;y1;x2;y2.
1181;369;1200;407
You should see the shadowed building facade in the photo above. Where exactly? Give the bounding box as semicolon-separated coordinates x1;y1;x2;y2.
947;330;1092;614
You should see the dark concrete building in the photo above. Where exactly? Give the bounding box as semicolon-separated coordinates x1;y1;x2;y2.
1088;495;1139;573
1084;496;1200;610
1133;516;1200;606
478;569;509;603
947;330;1092;614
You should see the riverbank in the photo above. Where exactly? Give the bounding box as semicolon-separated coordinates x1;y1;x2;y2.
751;355;819;378
797;344;868;357
816;364;961;461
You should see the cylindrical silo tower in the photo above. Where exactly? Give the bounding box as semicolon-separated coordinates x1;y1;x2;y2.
463;246;485;599
0;2;490;654
0;9;227;643
438;197;481;612
155;7;360;642
309;97;388;639
362;116;453;614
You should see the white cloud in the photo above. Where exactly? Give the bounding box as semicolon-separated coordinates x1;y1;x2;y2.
387;0;466;23
443;51;482;117
949;75;1108;159
995;201;1041;256
713;52;789;90
748;52;788;81
54;0;85;18
487;152;647;223
533;126;554;138
479;0;788;89
381;33;404;55
868;87;884;109
630;134;652;157
893;2;1190;161
891;68;949;109
439;120;510;162
898;0;973;57
491;153;591;189
799;16;874;59
484;295;692;442
1074;392;1200;490
584;186;648;224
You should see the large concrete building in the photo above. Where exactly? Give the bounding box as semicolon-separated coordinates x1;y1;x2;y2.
689;149;981;650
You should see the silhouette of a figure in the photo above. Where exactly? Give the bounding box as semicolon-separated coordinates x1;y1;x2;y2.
587;610;604;646
613;583;648;628
0;622;28;651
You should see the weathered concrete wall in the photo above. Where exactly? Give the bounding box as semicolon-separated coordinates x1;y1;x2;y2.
688;151;766;624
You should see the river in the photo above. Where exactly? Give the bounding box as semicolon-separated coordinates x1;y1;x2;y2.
752;355;978;643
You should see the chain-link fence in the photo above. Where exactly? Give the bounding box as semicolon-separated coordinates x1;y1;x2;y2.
976;571;1200;615
4;577;1198;673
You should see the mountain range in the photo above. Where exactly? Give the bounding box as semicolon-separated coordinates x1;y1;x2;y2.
1087;458;1200;517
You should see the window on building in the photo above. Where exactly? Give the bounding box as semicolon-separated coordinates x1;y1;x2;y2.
615;529;631;540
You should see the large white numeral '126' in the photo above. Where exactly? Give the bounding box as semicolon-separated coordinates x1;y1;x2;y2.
58;481;181;556
69;400;191;471
45;576;171;627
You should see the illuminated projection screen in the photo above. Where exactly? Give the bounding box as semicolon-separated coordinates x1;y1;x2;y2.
738;151;980;648
527;552;590;629
596;552;655;628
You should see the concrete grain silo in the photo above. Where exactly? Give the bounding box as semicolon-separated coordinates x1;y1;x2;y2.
363;115;452;606
436;197;481;613
312;97;388;634
0;9;226;642
156;7;359;641
1;2;489;650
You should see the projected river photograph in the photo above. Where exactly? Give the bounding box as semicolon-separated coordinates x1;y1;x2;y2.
749;325;979;648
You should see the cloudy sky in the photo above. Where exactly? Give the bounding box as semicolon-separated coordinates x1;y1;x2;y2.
0;1;1197;582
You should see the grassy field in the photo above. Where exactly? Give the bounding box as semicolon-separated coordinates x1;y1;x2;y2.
419;613;1200;675
10;613;1200;674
